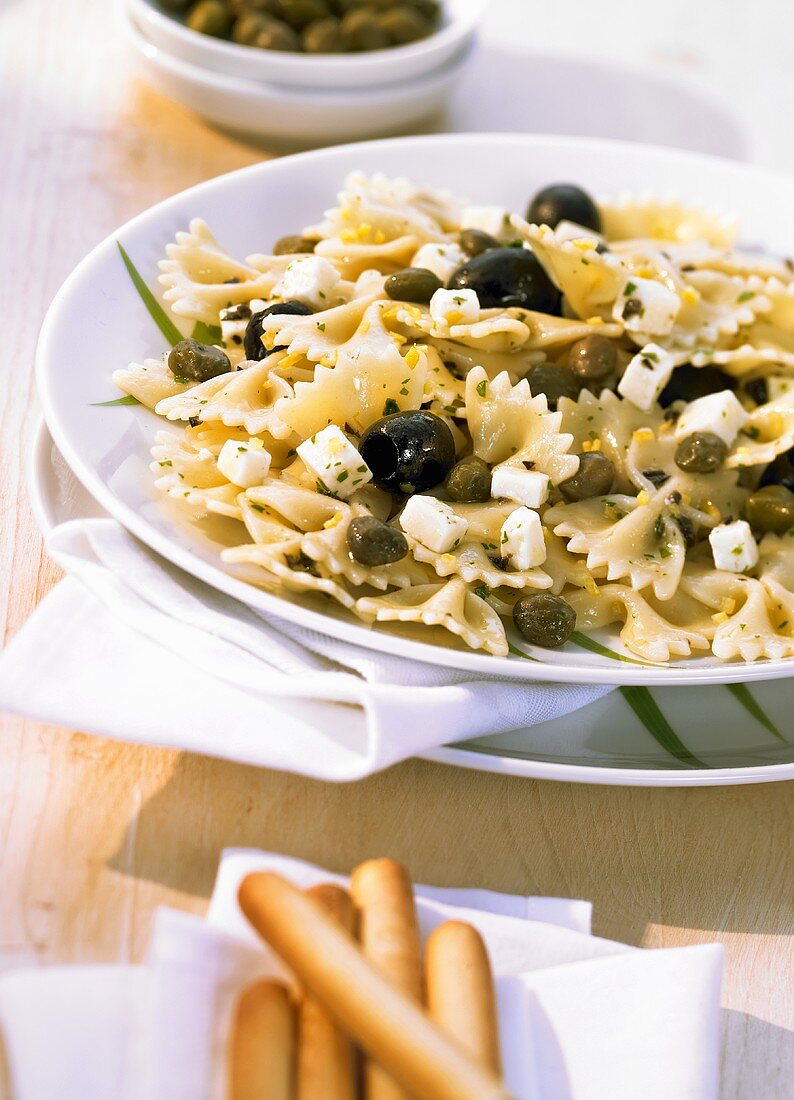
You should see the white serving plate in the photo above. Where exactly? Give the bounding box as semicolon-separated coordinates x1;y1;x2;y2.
36;134;794;689
128;0;484;89
124;8;471;142
29;421;794;784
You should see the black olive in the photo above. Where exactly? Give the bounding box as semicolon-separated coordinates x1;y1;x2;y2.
347;515;408;565
385;267;443;304
559;452;615;500
513;592;576;648
244;300;313;361
459;228;499;257
743;377;769;406
745;486;794;534
568;333;617;382
444;456;492;502
273;235;318;255
167;338;231;383
675;432;728;474
525;364;581;409
447;248;561;314
643;468;669;489
359;411;456;493
761;448;794;491
676;514;697;547
526;184;602;233
659;364;735;407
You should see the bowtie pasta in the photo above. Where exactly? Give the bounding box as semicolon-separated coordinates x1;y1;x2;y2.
113;173;794;664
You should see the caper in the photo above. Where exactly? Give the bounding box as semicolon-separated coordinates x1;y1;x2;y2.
279;0;330;29
186;0;232;37
385;267;443;304
273;234;318;255
376;5;431;43
459;228;499;257
444;456;492;503
168;339;231;383
159;0;192;10
403;0;440;18
745;485;794;534
232;12;272;43
340;8;391;48
525;363;581;409
513;592;576;648
229;0;281;15
674;432;728;474
256;18;302;48
568;333;617;382
559;452;615;501
303;15;349;49
347;515;408;566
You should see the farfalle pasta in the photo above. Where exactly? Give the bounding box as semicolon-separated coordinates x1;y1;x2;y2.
111;172;794;664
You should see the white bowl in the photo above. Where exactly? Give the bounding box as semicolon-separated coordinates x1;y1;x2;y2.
128;0;484;89
126;9;472;142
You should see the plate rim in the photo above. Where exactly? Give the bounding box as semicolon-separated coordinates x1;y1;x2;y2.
35;131;794;689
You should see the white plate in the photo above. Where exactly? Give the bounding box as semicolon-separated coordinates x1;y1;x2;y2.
35;133;794;688
29;421;794;784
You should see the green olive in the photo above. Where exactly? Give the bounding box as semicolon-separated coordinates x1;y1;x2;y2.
168;339;232;383
567;333;617;382
340;8;391;48
444;457;492;503
526;363;581;409
513;593;576;648
559;452;615;501
347;516;408;566
279;0;330;29
376;5;432;43
745;485;794;534
302;14;349;49
229;0;281;15
273;234;318;255
232;12;272;43
459;228;499;257
186;0;233;37
256;17;302;48
403;0;440;18
674;432;728;474
385;267;443;304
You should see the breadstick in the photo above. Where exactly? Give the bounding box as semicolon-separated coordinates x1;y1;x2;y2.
424;921;502;1075
350;858;423;1100
297;884;357;1100
229;979;295;1100
238;872;513;1100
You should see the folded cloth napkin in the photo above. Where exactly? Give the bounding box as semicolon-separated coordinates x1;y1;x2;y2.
0;518;610;780
0;849;723;1100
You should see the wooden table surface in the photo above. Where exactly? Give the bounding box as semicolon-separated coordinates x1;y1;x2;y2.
1;1;792;1097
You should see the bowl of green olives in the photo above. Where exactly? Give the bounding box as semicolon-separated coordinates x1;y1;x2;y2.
128;0;483;88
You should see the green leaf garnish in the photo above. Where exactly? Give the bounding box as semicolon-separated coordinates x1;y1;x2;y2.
619;687;708;768
91;394;140;407
117;241;183;347
191;320;223;345
726;684;786;742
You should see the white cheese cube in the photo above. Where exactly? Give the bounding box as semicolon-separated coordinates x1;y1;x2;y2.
491;465;550;508
276;256;340;310
674;390;749;446
765;376;793;403
709;519;759;573
411;242;468;283
219;299;266;351
500;507;546;570
617;343;676;411
296;425;372;499
429;288;480;326
217;438;271;488
612;276;681;335
399;495;468;554
460;205;512;240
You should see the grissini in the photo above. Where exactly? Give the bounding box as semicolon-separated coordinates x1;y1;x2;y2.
349;858;423;1100
424;920;502;1075
297;884;357;1100
228;979;295;1100
238;872;513;1100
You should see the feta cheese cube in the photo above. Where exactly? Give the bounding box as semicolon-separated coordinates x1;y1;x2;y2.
429;288;480;327
617;343;676;411
500;507;546;570
399;495;468;554
276;256;340;310
491;465;550;508
219;299;266;350
411;242;468;283
709;519;759;573
460;205;512;240
612;276;680;335
217;438;271;488
296;425;372;499
674;390;749;446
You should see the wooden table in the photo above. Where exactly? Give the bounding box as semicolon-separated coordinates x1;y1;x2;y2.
1;2;792;1097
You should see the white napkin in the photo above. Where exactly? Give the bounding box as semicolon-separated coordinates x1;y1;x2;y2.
0;849;723;1100
0;518;610;780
